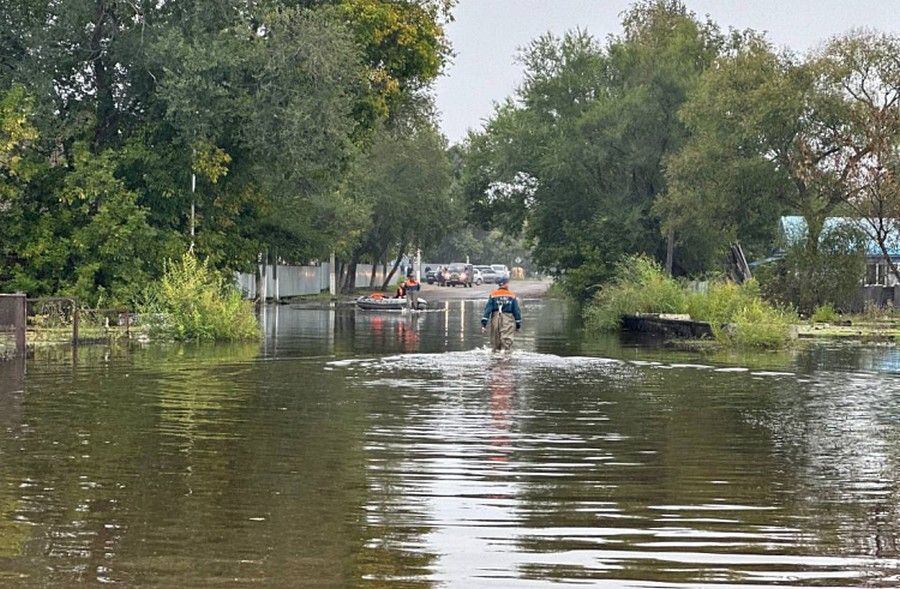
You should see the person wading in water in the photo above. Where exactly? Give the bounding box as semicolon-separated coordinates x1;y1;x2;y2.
480;276;522;351
403;270;421;310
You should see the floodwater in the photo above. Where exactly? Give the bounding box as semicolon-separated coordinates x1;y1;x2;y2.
2;298;900;587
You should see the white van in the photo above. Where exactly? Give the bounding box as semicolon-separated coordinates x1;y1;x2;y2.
490;264;510;281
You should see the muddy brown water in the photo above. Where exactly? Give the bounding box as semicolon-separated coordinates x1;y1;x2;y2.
2;298;900;587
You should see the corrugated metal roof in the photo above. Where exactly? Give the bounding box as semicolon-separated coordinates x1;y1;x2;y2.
780;215;900;257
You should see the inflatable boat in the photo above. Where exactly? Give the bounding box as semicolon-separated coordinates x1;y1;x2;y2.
355;295;427;311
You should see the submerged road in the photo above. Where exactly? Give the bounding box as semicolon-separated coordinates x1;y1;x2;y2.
418;278;552;301
5;296;900;586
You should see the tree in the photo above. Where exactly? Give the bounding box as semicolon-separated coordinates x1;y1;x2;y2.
0;0;455;302
337;0;454;128
663;31;900;309
342;123;453;291
0;85;38;287
462;1;723;298
0;85;36;211
819;31;900;284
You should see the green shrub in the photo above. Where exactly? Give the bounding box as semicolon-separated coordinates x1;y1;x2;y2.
810;303;839;323
141;252;259;341
757;223;866;313
716;298;795;348
585;254;795;348
585;255;688;331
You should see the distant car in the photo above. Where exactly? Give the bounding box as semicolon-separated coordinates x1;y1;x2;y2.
474;265;498;284
444;263;474;287
490;264;510;282
425;266;439;284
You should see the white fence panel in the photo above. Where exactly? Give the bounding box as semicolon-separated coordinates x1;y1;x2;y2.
235;262;386;299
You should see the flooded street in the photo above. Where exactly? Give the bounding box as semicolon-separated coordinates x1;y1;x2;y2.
2;297;900;587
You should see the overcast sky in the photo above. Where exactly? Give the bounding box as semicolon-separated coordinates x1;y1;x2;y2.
433;0;900;144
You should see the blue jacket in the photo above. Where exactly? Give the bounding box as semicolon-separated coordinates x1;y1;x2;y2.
481;287;522;328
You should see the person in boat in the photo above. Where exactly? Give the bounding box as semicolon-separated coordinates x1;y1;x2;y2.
480;275;522;351
403;270;421;310
395;281;406;299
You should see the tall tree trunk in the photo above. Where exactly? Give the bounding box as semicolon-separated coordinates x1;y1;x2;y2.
381;241;408;290
801;212;825;312
877;239;900;286
336;261;345;290
272;247;279;302
368;260;378;288
90;0;116;151
342;253;359;294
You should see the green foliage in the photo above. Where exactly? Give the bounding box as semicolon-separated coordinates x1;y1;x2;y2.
0;0;454;305
425;227;531;270
343;123;453;289
0;85;36;176
338;0;452;120
811;303;839;323
717;298;795;349
663;30;895;280
585;255;795;348
461;1;724;297
142;252;259;341
1;142;162;307
191;141;231;184
756;222;867;313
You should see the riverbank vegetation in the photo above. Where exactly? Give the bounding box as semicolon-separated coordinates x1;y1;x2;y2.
585;256;795;349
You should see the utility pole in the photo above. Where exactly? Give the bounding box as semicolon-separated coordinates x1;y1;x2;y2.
665;228;675;276
329;250;336;296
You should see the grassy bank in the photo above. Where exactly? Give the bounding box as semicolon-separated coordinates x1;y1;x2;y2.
585;255;796;349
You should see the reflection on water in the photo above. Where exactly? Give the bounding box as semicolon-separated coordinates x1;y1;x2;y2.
1;299;899;587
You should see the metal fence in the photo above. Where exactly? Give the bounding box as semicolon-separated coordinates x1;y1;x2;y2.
857;285;900;311
0;294;26;359
25;298;132;346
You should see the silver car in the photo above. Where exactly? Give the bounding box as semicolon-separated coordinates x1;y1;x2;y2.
474;265;498;284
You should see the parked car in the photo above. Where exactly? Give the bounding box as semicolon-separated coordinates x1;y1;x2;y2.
444;263;474;287
425;266;438;284
474;265;498;284
490;264;510;282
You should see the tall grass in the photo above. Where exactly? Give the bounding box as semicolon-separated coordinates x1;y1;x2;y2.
141;252;259;341
585;255;795;349
585;255;689;331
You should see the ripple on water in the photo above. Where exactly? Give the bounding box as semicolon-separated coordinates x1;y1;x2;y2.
326;348;900;588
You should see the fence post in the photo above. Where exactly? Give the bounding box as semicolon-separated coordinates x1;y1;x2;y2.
16;294;25;356
72;301;80;346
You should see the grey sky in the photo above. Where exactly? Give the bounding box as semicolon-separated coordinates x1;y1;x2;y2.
434;0;900;144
